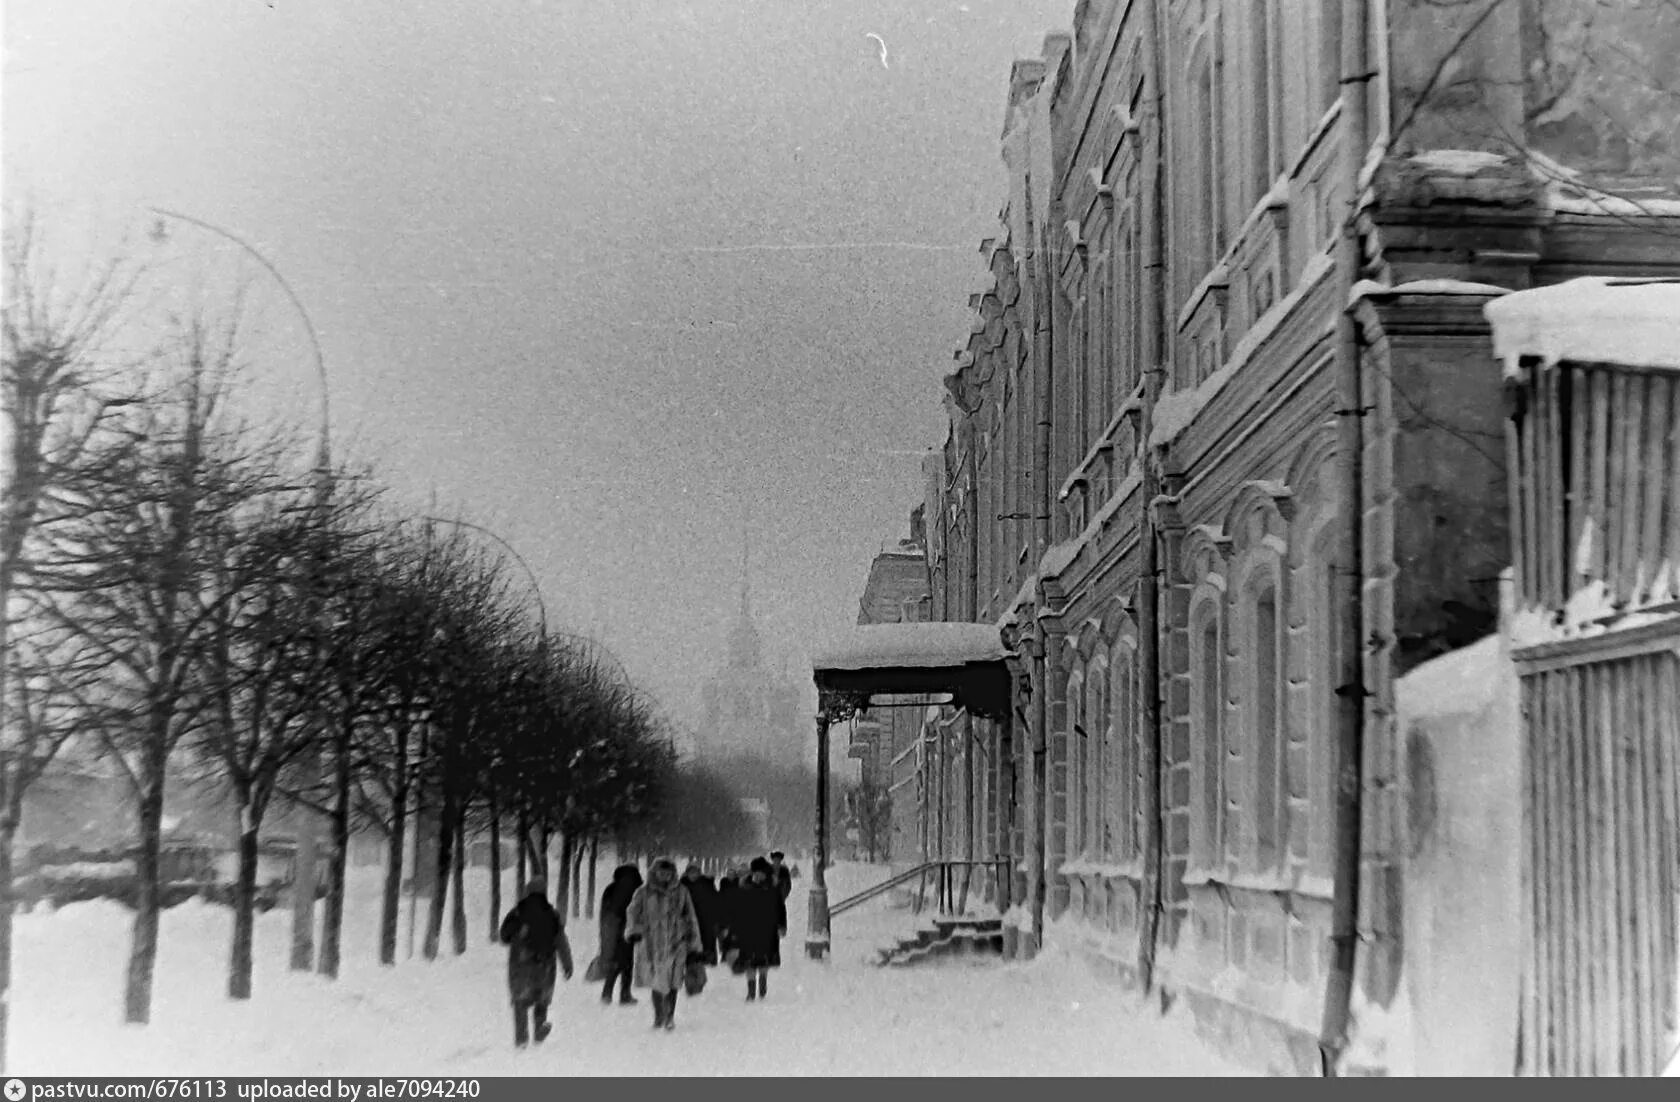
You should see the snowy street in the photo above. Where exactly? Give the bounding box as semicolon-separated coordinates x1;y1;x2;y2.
13;863;1246;1077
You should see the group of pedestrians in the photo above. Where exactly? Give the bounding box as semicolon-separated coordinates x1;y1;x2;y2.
496;849;797;1046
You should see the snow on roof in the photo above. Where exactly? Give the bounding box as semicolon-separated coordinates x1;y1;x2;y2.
810;621;1011;671
1484;277;1680;376
1350;278;1510;304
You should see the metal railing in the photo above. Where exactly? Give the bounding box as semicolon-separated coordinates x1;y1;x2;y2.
829;856;1012;922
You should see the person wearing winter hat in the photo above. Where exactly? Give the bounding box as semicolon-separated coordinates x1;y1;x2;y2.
596;864;643;1005
679;862;721;966
728;857;787;1002
498;876;572;1048
625;857;702;1031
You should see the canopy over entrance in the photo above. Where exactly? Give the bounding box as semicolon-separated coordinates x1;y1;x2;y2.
810;622;1015;721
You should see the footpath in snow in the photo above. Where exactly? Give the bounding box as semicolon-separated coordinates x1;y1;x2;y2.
12;862;1249;1076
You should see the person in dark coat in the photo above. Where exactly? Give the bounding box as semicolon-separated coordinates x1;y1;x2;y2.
498;876;572;1048
596;863;642;1005
680;862;721;966
728;857;787;1002
715;864;746;967
768;850;794;903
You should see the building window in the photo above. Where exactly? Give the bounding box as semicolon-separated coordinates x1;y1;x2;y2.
1319;0;1344;117
1066;668;1086;858
1251;0;1280;205
1084;660;1107;858
1190;25;1227;272
1249;580;1282;870
1311;547;1338;877
1108;645;1136;861
1190;608;1223;870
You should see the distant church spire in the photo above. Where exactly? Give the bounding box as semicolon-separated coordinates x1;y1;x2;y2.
727;526;763;670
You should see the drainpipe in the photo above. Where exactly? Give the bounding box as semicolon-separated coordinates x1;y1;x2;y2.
965;400;981;903
1319;0;1373;1077
1029;223;1055;951
1136;0;1170;995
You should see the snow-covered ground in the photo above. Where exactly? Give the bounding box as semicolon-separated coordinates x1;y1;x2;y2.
13;861;1250;1076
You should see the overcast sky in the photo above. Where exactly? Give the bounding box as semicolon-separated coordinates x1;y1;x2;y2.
3;0;1067;746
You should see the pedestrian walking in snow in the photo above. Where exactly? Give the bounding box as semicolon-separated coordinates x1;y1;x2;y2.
680;862;721;966
625;857;703;1031
596;863;643;1005
715;863;746;968
768;850;794;903
498;876;573;1048
727;857;786;1002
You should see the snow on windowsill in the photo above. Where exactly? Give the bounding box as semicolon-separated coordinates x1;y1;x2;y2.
1405;149;1511;176
1038;469;1142;580
1151;252;1338;450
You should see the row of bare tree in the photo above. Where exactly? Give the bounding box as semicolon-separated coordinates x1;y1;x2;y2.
0;217;679;1071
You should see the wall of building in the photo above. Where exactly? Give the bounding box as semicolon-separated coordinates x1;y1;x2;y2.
885;0;1680;1076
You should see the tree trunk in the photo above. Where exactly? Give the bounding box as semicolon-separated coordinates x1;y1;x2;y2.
570;841;584;919
422;784;454;961
318;721;352;979
538;824;551;884
381;780;406;966
557;832;573;916
228;818;260;1000
125;767;166;1023
289;750;321;973
450;810;467;955
488;793;502;942
515;807;528;892
585;835;598;919
0;811;19;1072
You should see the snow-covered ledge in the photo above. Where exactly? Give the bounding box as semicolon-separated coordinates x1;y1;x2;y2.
1484;275;1680;378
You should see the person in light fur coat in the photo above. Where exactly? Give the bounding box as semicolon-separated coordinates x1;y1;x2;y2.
625;856;703;1031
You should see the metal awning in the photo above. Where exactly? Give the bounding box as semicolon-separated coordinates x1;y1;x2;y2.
810;622;1015;721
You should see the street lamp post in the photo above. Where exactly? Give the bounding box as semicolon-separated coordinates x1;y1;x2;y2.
148;206;333;975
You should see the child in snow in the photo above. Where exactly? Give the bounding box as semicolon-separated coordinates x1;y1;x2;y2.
498;876;573;1048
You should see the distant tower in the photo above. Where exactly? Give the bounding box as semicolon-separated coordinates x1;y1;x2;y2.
697;537;801;769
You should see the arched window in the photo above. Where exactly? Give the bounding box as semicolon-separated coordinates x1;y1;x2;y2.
1249;579;1283;871
1108;640;1137;862
1190;604;1223;871
1188;31;1226;272
1250;0;1281;204
1312;538;1339;878
1065;666;1086;859
1084;659;1108;858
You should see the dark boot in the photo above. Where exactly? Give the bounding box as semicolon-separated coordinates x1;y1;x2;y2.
601;976;615;1004
533;1003;552;1044
756;971;767;999
746;977;756;1002
512;1003;530;1048
651;991;667;1029
618;977;637;1005
663;991;677;1031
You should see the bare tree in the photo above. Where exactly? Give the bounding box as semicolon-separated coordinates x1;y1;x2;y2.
0;213;142;1069
30;304;284;1024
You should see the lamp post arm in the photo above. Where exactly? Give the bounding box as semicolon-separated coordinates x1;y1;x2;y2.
147;206;330;463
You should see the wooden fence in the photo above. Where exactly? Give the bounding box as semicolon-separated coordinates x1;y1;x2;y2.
1508;353;1680;1075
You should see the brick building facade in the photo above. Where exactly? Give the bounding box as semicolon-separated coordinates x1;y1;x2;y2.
883;0;1680;1075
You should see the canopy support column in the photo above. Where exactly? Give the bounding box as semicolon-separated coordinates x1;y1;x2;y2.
807;711;832;960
